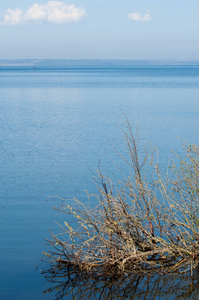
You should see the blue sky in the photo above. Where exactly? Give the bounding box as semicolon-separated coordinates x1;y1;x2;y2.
0;0;199;60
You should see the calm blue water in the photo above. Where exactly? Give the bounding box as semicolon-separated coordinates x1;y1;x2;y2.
0;61;199;299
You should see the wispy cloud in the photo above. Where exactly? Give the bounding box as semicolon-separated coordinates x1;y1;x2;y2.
2;1;86;25
128;10;152;22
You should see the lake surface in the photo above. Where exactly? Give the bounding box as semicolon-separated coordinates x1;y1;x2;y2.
0;60;199;299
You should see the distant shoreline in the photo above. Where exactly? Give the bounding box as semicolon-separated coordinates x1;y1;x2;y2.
1;59;199;68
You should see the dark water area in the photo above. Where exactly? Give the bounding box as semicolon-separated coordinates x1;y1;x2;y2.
42;271;199;300
0;60;199;299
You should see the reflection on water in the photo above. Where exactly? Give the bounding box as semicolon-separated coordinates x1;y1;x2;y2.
42;267;199;299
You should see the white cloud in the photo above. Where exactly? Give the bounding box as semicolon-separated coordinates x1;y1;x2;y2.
24;4;47;22
3;8;23;25
128;10;152;22
2;1;86;25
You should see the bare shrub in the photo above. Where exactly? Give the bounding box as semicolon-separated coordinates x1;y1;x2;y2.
42;119;199;279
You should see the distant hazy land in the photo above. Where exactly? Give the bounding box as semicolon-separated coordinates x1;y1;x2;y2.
1;59;199;68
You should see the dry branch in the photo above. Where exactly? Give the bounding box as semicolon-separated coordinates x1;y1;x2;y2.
42;122;199;281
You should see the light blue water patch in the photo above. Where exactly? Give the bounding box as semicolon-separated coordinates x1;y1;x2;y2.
1;65;199;88
0;63;199;299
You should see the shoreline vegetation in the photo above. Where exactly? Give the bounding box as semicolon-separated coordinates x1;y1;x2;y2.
42;117;199;296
